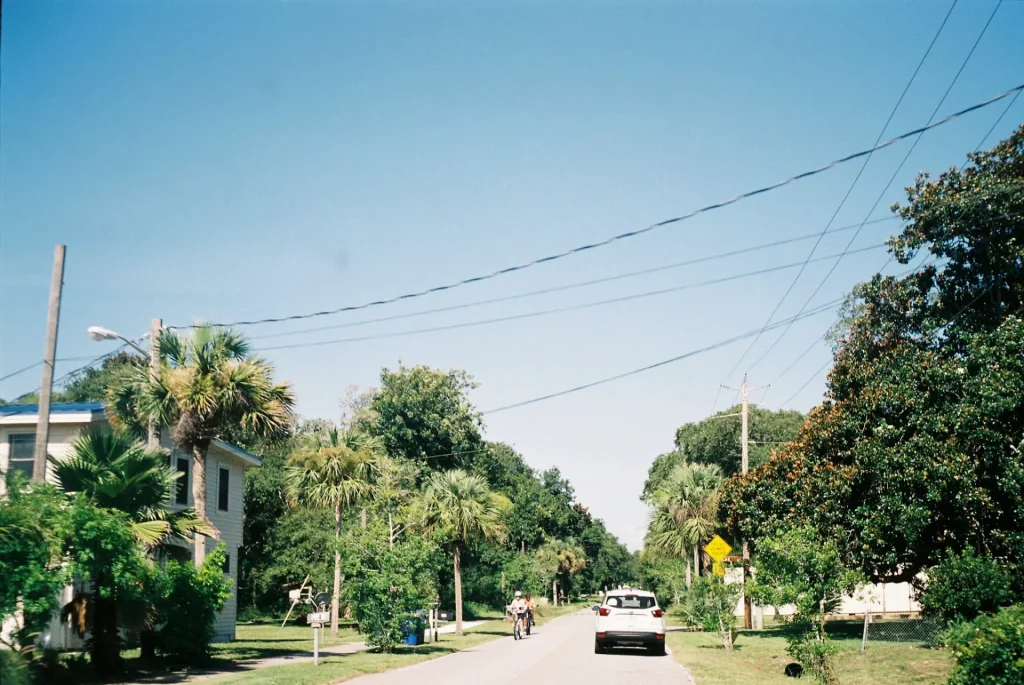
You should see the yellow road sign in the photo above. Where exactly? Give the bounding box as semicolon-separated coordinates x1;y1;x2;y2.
712;561;725;576
704;535;732;562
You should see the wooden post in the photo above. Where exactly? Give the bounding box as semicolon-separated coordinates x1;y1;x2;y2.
33;245;66;482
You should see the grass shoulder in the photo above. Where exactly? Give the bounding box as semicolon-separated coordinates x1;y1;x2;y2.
666;623;951;685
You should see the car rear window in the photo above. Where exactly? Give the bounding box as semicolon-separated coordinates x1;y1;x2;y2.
605;595;656;609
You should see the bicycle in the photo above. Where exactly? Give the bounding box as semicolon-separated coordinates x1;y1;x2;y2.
512;612;527;640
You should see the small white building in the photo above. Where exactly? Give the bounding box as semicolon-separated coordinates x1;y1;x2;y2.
0;402;260;646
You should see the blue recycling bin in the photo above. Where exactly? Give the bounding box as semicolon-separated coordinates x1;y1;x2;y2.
400;614;425;646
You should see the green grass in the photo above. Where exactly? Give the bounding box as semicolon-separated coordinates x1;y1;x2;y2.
667;623;952;685
209;621;362;663
203;620;509;684
201;601;585;684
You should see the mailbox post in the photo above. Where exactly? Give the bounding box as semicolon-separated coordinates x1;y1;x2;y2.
306;611;331;665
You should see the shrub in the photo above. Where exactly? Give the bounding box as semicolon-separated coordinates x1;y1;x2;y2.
679;576;742;650
344;527;443;652
918;548;1015;623
946;604;1024;685
0;651;31;685
151;545;233;663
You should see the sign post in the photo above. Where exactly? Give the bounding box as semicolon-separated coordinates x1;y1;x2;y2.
307;611;331;666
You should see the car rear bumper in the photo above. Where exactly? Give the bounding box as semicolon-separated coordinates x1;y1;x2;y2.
596;631;665;647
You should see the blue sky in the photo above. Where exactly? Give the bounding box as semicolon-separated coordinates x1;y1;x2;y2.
2;0;1022;549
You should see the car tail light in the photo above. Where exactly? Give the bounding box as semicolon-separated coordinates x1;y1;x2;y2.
656;633;665;640
652;609;664;618
599;607;610;617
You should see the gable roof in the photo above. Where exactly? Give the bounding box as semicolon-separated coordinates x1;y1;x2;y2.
0;402;261;466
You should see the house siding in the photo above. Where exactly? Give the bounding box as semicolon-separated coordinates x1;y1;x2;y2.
1;413;255;649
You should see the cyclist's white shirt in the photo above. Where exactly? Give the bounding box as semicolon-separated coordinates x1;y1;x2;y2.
510;598;528;614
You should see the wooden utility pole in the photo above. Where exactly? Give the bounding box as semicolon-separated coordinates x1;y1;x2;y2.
740;374;752;630
33;245;66;482
148;318;162;448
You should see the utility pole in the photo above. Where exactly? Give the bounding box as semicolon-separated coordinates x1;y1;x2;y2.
722;373;766;630
740;374;752;630
33;245;66;483
148;318;162;448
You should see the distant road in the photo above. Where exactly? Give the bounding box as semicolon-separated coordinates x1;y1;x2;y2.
347;611;692;685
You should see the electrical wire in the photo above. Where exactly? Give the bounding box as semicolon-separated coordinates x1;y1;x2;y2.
708;0;963;405
0;355;125;385
778;259;1007;409
174;82;1024;332
481;298;842;415
741;0;1005;377
252;222;895;342
254;245;885;352
975;88;1021;151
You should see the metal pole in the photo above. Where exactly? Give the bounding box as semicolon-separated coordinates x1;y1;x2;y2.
313;625;319;666
33;245;66;483
861;608;870;651
148;318;162;448
741;374;752;630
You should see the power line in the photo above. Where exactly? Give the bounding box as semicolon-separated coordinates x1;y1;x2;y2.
481;298;843;415
254;246;885;353
0;355;121;385
976;88;1021;152
709;0;962;407
741;0;1005;377
779;259;1006;409
759;254;938;405
176;82;1024;332
252;221;895;342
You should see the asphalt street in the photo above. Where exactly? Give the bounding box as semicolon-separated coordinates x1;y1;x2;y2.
346;611;692;685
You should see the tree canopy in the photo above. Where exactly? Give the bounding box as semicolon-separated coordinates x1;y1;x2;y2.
721;126;1024;586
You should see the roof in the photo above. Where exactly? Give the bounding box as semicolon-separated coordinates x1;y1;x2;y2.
0;402;107;425
0;402;105;416
605;588;654;596
0;402;261;467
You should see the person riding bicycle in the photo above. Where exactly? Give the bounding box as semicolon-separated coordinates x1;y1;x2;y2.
508;591;529;637
524;593;536;633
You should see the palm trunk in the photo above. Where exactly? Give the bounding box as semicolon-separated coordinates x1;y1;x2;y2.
192;444;209;564
685;553;692;589
453;544;464;636
552;580;558;607
360;508;367;529
332;500;342;637
694;545;700;578
90;573;123;677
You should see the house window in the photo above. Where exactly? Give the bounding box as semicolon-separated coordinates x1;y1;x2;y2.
7;434;36;479
222;553;231;574
218;467;229;511
175;458;189;505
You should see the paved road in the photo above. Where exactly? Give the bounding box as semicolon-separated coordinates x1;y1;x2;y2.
347;612;693;685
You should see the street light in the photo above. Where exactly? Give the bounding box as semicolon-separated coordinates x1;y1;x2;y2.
86;326;148;355
87;323;160;446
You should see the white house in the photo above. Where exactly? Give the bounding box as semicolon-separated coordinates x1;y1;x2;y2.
0;402;260;646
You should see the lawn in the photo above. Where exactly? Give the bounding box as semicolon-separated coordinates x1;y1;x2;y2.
201;601;585;684
667;623;952;685
209;621;363;662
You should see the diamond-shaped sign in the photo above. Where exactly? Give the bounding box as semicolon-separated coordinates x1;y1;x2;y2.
704;535;733;562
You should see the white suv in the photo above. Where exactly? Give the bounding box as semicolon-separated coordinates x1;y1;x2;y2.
594;588;666;655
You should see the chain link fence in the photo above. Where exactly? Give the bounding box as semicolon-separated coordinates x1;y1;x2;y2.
861;610;944;649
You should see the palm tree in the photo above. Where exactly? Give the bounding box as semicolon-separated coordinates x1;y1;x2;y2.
285;426;381;636
417;469;508;636
536;539;587;606
53;427;211;665
52;427;210;551
108;325;294;562
647;462;723;587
